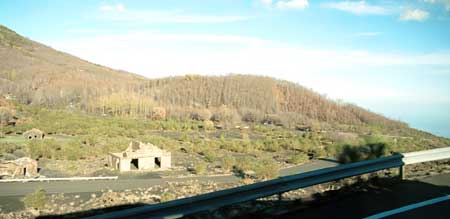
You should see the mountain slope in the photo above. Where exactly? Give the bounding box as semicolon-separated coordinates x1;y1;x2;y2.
0;25;407;132
132;75;405;129
0;25;144;107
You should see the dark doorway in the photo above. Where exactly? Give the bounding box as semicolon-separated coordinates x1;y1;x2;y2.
23;168;27;176
155;157;161;168
131;159;139;170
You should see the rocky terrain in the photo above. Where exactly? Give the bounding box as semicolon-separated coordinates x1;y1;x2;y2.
1;160;448;219
0;180;238;219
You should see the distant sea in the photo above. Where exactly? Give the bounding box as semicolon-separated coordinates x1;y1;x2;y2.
355;100;450;139
406;114;450;138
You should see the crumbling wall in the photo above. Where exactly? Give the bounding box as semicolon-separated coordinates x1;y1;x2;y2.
108;141;172;172
0;157;38;178
160;155;171;169
23;128;45;140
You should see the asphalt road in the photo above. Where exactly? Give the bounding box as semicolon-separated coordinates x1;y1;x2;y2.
279;174;450;219
0;159;339;197
279;158;338;176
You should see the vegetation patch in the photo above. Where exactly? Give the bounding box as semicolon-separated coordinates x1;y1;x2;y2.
287;153;310;164
338;142;389;164
23;188;47;210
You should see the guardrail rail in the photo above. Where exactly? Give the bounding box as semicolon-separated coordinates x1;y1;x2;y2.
399;147;450;179
87;147;450;219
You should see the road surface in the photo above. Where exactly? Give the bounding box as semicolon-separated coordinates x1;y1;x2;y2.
0;159;338;197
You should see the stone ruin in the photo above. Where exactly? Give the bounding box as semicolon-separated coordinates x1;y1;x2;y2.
0;157;38;178
108;141;171;172
23;128;45;140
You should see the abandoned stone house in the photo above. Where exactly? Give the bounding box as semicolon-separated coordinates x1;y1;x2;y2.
108;141;171;172
23;128;45;140
0;157;38;178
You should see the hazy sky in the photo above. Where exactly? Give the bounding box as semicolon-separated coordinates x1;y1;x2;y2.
1;0;450;137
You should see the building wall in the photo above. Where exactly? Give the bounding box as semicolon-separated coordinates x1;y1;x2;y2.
109;153;171;172
108;155;121;170
119;158;131;171
24;132;44;140
24;163;38;176
138;157;155;170
108;155;113;167
160;155;171;169
0;163;38;177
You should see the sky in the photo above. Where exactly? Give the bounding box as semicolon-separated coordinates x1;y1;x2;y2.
1;0;450;137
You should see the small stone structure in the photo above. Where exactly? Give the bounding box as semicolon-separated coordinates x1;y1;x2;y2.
108;141;171;172
23;128;45;140
0;157;38;178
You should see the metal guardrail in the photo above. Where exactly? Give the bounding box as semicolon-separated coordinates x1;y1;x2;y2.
87;147;450;219
402;147;450;165
0;176;118;183
399;147;450;179
87;155;403;219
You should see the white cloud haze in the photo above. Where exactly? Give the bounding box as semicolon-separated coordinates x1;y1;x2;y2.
276;0;309;10
423;0;450;11
400;9;429;21
97;4;248;24
48;31;450;101
322;1;388;15
99;4;125;12
259;0;309;10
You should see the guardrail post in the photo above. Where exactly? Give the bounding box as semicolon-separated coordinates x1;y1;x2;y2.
277;192;283;202
399;165;405;180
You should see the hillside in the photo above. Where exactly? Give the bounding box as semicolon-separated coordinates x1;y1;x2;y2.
1;24;450;218
0;25;408;132
0;25;144;108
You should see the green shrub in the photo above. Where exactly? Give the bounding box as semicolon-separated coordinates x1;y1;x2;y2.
178;133;189;142
26;138;88;160
287;153;309;164
338;145;364;163
233;156;278;180
220;141;250;153
202;120;214;130
0;142;20;154
338;142;388;164
13;149;27;158
261;114;283;126
63;144;83;160
240;109;264;123
211;106;240;124
0;107;15;125
261;137;280;152
221;155;236;172
308;148;326;159
1;153;17;160
363;143;388;159
240;132;249;140
160;192;177;202
27;140;56;159
193;161;207;175
190;109;212;121
202;149;217;163
23;188;47;210
234;156;255;173
254;158;279;180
